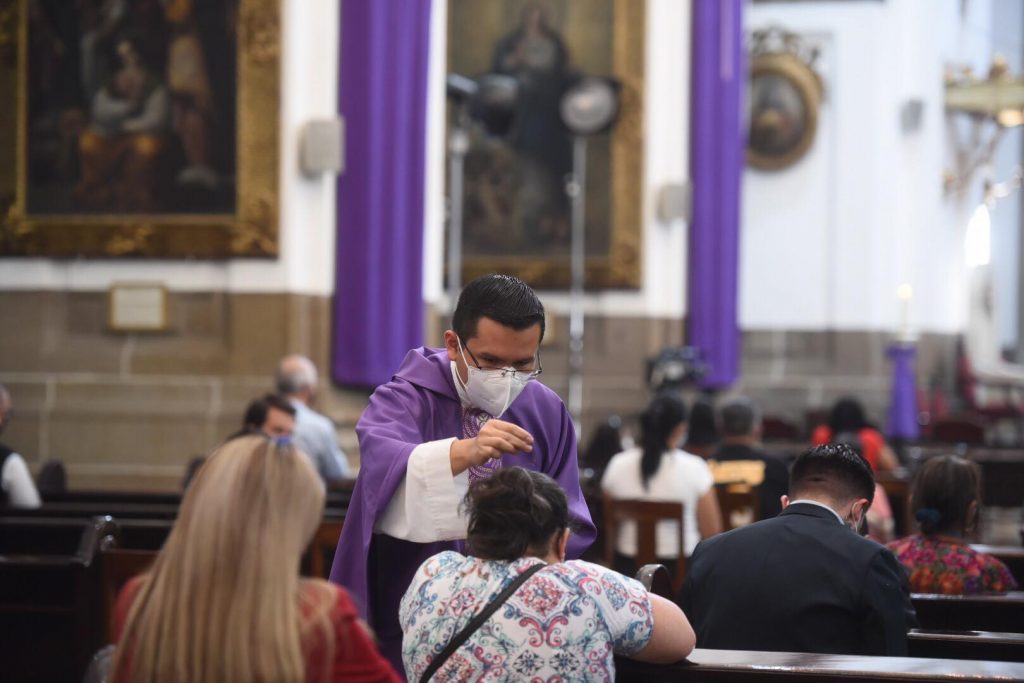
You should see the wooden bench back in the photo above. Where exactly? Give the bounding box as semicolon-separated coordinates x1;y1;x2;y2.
912;591;1024;633
603;498;685;592
0;516;119;683
614;648;1024;682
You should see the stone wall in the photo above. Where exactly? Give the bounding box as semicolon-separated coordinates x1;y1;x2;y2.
0;290;368;491
0;290;959;490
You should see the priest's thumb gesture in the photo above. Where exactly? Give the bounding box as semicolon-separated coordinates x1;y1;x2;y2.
450;420;534;475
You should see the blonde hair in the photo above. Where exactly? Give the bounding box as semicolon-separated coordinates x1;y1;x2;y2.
112;436;337;682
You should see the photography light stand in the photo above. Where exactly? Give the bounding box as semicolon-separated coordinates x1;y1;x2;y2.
559;77;620;437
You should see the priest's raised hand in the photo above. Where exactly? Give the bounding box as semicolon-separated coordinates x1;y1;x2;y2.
450;419;534;475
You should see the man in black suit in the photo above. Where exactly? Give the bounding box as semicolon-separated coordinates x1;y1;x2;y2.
680;443;916;655
710;397;789;519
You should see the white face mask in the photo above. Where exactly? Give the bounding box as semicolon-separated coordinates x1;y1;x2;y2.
452;340;534;417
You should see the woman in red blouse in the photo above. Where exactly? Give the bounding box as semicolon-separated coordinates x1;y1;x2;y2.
111;435;400;683
887;455;1018;594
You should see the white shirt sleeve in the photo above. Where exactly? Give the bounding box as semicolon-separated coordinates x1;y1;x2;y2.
374;437;470;542
3;453;41;508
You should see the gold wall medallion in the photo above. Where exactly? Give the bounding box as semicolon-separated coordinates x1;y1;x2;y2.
0;0;280;258
747;28;823;172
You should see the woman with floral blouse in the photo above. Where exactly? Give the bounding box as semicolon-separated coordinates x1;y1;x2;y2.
400;466;694;682
887;455;1017;595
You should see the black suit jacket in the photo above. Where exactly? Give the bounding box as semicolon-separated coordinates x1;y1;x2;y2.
679;502;916;656
711;443;789;518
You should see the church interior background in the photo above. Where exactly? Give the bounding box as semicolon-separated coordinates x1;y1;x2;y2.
0;0;1022;543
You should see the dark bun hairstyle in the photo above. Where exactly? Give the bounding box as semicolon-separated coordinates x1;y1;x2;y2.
911;455;980;536
465;466;570;560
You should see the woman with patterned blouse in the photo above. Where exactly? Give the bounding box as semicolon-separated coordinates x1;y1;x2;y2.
887;455;1018;594
400;466;694;682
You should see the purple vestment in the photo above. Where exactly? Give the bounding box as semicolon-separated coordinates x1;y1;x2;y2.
328;347;596;670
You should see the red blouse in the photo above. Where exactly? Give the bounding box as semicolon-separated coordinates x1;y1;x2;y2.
114;575;401;683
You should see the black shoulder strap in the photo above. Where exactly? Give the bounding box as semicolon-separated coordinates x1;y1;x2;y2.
420;562;546;683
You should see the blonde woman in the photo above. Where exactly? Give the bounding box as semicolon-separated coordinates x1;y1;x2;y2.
111;435;399;683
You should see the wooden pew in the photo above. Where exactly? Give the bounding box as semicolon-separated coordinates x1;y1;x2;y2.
44;490;182;506
972;545;1024;584
908;629;1024;662
3;501;181;520
614;648;1024;682
637;565;1024;665
912;591;1024;633
0;516;119;683
968;449;1024;507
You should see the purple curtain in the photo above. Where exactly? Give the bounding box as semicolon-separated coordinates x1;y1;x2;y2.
688;0;744;389
333;0;432;387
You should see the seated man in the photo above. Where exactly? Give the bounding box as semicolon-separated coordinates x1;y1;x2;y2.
680;443;916;656
276;354;351;481
709;397;788;519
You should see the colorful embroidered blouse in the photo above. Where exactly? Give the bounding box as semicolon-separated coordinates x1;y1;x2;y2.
399;552;654;682
887;534;1019;595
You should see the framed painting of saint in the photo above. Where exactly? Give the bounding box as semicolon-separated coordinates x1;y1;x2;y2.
0;0;280;258
448;0;645;289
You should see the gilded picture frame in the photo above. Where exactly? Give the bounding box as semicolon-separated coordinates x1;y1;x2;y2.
0;0;280;258
448;0;645;289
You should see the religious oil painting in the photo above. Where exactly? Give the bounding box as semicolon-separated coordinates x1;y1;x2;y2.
447;0;644;289
0;0;281;258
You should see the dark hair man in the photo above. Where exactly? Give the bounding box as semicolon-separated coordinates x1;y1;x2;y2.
330;274;596;669
230;394;296;440
680;444;916;656
710;397;789;519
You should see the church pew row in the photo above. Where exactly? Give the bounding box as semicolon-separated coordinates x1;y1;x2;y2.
636;564;1024;663
912;591;1024;633
39;488;353;513
0;516;119;683
614;649;1024;682
0;513;348;681
907;630;1024;662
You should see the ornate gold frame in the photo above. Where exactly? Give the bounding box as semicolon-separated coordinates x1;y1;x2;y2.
459;0;645;289
0;0;280;258
747;50;822;171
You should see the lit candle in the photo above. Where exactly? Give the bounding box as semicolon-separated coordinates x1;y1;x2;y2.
897;283;913;342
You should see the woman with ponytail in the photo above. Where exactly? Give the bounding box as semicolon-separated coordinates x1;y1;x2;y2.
887;455;1017;594
601;394;722;576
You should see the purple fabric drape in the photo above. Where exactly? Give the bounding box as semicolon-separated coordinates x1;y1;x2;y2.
887;344;920;440
333;0;432;387
688;0;744;389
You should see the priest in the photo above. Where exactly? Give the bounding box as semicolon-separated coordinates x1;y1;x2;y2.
329;274;596;669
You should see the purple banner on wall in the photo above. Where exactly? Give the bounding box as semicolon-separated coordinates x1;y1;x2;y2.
332;0;432;388
688;0;744;389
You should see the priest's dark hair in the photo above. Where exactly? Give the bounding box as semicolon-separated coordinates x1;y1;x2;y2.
464;466;569;560
452;274;546;342
640;393;688;490
789;443;875;506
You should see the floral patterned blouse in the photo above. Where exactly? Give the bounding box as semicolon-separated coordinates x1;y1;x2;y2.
399;552;654;682
887;534;1019;595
